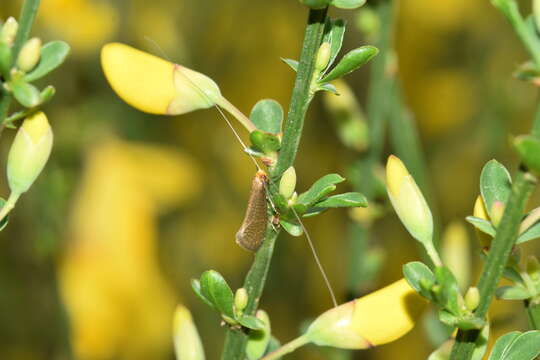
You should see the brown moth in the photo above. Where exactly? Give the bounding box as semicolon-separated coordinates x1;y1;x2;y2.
236;170;269;252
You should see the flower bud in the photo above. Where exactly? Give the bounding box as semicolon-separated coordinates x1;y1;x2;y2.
473;195;492;248
464;287;480;311
7;111;53;195
101;42;221;116
305;279;425;348
279;166;296;199
441;221;470;291
16;37;41;72
0;17;18;46
234;288;248;313
527;255;540;282
246;310;271;360
173;305;205;360
386;156;435;253
315;42;331;72
490;201;505;227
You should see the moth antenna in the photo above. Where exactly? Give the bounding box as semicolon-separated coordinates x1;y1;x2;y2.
143;36;173;62
292;208;338;307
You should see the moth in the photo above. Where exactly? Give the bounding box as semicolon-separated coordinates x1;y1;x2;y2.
236;170;269;252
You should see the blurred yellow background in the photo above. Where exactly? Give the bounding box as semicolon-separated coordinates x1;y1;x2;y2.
0;0;538;359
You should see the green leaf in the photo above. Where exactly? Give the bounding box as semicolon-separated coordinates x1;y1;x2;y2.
403;261;436;301
465;216;496;237
302;207;327;218
503;267;524;284
488;332;521;360
322;19;346;71
265;337;282;356
480;160;512;219
514;135;540;175
495;285;531;301
0;198;9;232
315;192;367;208
438;309;458;327
318;83;339;94
296;174;345;209
246;311;271;360
331;0;366;9
24;41;70;82
40;85;56;104
500;331;540;360
281;58;298;72
249;130;281;154
199;270;235;318
517;221;540;244
0;42;12;77
456;315;486;330
191;279;215;309
280;218;303;237
250;99;283;134
238;315;266;330
10;78;41;108
321;46;378;82
434;266;461;315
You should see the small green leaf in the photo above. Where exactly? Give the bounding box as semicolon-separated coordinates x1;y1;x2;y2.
250;99;283;134
238;315;266;331
296;174;345;208
331;0;366;9
403;261;436;301
480;160;512;219
322;19;346;70
321;46;378;82
438;309;458;327
488;331;521;360
466;216;496;237
40;85;56;104
0;42;12;77
495;285;531;301
246;310;271;360
456;315;486;330
315;192;367;208
280;218;303;237
249;130;281;154
10;78;41;108
266;337;282;356
498;330;540;360
191;279;215;309
514;135;540;175
302;207;327;218
200;270;235;319
517;221;540;244
434;266;461;315
0;198;9;232
24;41;70;82
318;83;339;94
503;267;524;284
281;58;298;72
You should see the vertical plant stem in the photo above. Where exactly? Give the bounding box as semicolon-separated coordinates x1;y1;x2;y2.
450;171;536;359
220;7;328;360
526;301;540;329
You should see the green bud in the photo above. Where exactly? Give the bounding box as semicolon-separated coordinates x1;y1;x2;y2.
465;287;480;311
299;0;330;9
40;85;56;104
527;256;540;281
234;288;248;313
0;17;18;46
315;42;331;72
17;37;42;72
7;111;53;195
246;310;271;360
279;166;297;199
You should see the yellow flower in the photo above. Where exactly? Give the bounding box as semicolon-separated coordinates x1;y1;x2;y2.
305;279;425;348
101;42;255;131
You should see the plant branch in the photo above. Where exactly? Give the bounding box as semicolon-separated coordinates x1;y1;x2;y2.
220;7;328;360
12;0;41;60
450;170;536;359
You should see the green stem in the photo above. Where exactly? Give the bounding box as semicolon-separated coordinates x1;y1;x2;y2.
449;171;536;360
220;7;328;360
272;8;328;179
12;0;41;61
526;301;540;330
260;335;310;360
